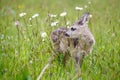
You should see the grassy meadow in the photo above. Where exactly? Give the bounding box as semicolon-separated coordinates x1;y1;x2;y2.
0;0;120;80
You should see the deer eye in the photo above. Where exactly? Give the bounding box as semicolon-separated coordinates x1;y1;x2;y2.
71;27;76;31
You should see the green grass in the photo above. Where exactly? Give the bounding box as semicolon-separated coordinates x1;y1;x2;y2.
0;0;120;80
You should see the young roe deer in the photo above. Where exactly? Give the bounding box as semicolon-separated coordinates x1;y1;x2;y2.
37;12;95;80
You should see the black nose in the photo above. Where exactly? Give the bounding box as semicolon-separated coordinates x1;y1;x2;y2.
65;33;70;37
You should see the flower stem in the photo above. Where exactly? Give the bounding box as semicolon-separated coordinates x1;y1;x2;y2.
16;26;20;54
64;17;67;28
23;18;29;37
36;17;39;38
77;11;79;19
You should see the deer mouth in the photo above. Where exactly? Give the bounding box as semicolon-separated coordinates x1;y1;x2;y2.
64;33;70;37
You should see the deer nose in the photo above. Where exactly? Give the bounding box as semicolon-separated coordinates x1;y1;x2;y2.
65;33;70;37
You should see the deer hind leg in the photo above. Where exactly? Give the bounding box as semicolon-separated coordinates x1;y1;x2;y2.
72;56;81;80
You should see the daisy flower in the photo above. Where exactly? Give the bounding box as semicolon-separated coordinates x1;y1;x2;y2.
41;32;47;38
50;21;59;27
75;6;83;11
49;14;57;18
60;12;67;17
84;5;88;8
32;13;39;18
19;12;26;17
14;21;20;26
89;14;92;18
88;1;91;4
29;18;32;21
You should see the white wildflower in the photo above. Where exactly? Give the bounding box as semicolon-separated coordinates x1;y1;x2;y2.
112;33;115;37
49;14;57;18
1;34;4;40
60;12;67;17
14;21;20;26
67;26;70;28
84;5;88;8
42;38;45;42
50;21;59;27
41;32;47;38
32;13;39;18
75;6;83;11
88;1;91;4
29;25;32;27
4;68;8;72
19;12;26;17
89;14;92;18
29;60;33;64
29;18;32;21
51;22;56;26
66;21;70;25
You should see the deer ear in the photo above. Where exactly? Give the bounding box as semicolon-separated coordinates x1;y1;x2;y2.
78;12;90;25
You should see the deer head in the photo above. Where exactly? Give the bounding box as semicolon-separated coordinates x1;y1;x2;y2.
65;12;91;38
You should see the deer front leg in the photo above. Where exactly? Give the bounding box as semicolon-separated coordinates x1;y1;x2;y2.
63;52;70;66
72;56;82;80
74;56;81;78
72;52;85;80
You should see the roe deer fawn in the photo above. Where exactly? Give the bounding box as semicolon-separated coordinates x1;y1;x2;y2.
37;12;95;80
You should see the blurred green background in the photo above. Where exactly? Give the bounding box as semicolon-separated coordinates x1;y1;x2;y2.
0;0;120;80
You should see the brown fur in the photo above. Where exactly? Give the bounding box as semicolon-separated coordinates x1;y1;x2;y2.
50;12;95;79
37;12;95;80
